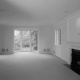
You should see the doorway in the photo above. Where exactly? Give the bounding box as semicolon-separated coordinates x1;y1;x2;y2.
14;30;38;52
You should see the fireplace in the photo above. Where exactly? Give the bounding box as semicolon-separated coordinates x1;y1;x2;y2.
71;49;80;75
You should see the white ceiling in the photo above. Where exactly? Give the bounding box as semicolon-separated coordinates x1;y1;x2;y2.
0;0;80;26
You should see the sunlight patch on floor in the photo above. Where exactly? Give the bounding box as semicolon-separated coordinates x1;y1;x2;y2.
0;52;53;64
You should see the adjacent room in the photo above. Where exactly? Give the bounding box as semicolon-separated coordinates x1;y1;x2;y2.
0;0;80;80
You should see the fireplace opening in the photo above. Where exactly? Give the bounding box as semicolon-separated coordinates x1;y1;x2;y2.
71;49;80;75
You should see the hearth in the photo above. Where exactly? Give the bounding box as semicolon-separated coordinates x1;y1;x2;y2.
71;49;80;75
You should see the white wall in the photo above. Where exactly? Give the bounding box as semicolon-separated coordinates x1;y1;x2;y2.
0;26;2;53
54;20;70;63
54;10;80;64
39;25;54;53
67;11;80;43
0;24;54;54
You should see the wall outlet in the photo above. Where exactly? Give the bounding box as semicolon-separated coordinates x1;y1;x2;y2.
2;49;5;52
47;49;50;52
53;51;55;53
44;49;46;52
6;49;8;52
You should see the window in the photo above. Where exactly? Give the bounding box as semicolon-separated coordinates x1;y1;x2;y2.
14;30;38;52
55;28;61;45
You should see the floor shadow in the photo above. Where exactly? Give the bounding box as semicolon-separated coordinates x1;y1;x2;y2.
63;64;71;69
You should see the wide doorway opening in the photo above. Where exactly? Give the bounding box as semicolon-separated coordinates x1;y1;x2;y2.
14;30;38;52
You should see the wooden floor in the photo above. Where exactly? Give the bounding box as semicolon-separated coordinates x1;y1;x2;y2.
0;52;80;80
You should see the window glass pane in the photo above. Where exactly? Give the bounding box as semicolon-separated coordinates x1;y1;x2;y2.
22;31;30;48
31;31;38;51
14;30;21;51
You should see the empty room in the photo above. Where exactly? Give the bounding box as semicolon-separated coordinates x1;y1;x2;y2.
0;0;80;80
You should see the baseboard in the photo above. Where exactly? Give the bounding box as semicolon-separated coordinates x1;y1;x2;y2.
0;53;13;55
42;52;53;55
